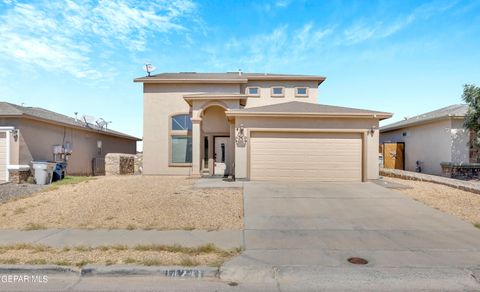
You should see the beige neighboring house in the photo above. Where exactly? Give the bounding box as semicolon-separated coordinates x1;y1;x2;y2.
0;102;139;182
135;72;392;182
380;104;469;176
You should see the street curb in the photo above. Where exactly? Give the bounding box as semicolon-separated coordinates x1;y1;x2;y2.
81;264;219;278
0;265;79;275
0;264;219;279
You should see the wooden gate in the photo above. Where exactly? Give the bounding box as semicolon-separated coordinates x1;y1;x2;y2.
381;142;405;170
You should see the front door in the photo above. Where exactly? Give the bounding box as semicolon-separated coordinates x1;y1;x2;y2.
214;137;229;176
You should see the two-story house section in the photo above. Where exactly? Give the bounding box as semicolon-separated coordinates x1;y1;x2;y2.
134;72;392;182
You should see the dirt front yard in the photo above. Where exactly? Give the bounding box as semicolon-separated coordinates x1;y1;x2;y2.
0;243;240;267
0;176;243;230
384;177;480;226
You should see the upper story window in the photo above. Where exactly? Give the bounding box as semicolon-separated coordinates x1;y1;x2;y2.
295;87;308;97
271;87;284;97
247;87;260;96
171;114;192;131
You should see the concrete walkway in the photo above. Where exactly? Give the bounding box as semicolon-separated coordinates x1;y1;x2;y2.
221;181;480;290
0;229;242;249
193;177;244;188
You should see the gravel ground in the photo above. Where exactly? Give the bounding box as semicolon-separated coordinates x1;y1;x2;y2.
0;183;45;203
384;177;480;225
0;176;243;230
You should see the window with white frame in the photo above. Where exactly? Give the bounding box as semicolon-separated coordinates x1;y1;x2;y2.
271;87;284;97
247;87;260;96
170;114;192;164
295;87;308;97
171;114;192;131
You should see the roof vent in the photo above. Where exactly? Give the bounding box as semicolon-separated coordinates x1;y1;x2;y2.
238;69;242;76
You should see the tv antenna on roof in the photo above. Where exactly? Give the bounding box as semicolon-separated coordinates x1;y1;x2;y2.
96;118;111;130
143;63;156;77
82;115;96;127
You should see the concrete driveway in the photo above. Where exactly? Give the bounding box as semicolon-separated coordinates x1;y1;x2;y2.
222;181;480;290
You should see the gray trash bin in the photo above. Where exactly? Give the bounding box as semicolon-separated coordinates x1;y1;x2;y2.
32;161;56;185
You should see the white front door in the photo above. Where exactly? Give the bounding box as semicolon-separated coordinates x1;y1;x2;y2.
214;137;229;176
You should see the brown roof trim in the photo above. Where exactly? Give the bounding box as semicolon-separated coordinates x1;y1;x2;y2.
225;111;392;120
20;114;141;141
134;78;248;84
134;75;326;85
247;75;326;85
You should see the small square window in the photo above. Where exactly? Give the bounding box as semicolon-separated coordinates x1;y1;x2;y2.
247;87;259;96
272;87;284;96
296;87;308;96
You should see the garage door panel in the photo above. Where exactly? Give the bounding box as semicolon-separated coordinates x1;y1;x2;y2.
250;132;362;182
252;154;360;164
251;163;361;170
252;170;361;182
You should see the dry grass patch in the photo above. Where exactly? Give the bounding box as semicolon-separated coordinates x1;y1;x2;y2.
0;243;240;267
0;176;243;230
384;177;480;226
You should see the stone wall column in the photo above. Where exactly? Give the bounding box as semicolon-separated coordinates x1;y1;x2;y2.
191;118;202;177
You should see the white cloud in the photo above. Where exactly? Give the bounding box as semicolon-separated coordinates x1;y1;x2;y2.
256;0;293;12
205;23;333;72
342;0;458;45
275;0;292;8
0;0;198;79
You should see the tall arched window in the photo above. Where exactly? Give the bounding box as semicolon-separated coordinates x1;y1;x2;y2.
170;114;192;165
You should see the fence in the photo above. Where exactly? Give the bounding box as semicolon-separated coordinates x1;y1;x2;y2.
92;157;105;176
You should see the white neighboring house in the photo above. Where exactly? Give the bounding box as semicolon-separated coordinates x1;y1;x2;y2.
380;104;470;176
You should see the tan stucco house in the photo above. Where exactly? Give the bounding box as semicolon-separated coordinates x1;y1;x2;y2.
135;72;392;182
0;102;139;182
380;104;469;176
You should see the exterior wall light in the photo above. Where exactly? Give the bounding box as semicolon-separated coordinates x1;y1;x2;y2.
370;126;378;137
235;124;247;146
10;129;18;141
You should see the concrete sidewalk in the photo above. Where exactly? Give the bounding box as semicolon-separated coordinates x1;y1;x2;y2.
0;229;242;249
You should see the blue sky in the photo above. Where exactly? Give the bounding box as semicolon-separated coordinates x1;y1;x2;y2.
0;0;479;143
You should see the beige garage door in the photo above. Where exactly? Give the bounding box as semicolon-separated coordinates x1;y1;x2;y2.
250;132;362;182
0;132;7;181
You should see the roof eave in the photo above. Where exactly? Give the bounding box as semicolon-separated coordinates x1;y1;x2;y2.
0;113;23;118
183;95;248;106
134;78;248;84
19;114;141;141
380;115;464;133
247;75;326;85
226;112;392;119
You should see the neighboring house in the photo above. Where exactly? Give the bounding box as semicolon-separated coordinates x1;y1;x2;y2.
380;104;469;176
0;102;139;182
135;72;392;182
